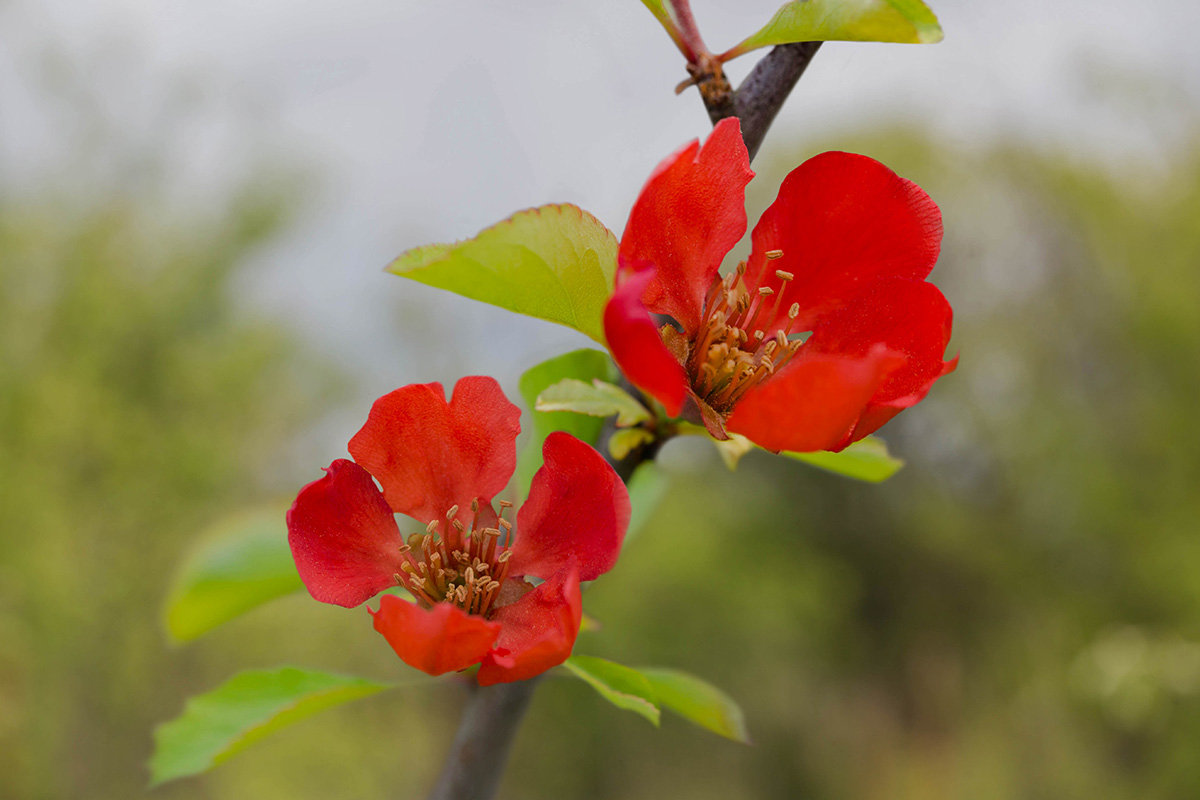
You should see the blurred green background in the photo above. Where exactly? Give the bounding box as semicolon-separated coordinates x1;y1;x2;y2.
5;2;1200;799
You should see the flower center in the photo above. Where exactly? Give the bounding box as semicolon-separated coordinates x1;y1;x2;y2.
394;500;514;618
686;250;806;414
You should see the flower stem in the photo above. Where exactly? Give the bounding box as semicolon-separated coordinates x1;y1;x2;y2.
423;37;817;791
425;678;542;800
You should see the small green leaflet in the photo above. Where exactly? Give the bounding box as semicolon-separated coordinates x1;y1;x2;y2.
515;349;615;495
565;656;750;743
710;431;903;481
639;0;673;27
149;667;392;785
725;0;943;59
784;435;904;482
608;428;655;460
387;204;618;345
563;655;661;726
162;506;301;643
712;433;757;471
639;668;751;744
536;379;651;427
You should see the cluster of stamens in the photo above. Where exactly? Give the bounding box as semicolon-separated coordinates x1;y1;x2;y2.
395;499;514;618
686;250;807;413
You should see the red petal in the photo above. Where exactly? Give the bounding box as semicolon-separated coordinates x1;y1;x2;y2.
371;595;501;676
603;266;689;416
619;117;753;334
804;278;956;444
476;567;582;686
743;151;942;334
348;376;521;525
509;432;630;582
727;348;904;453
286;459;406;608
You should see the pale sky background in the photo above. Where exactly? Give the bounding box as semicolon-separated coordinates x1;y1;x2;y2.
2;0;1197;416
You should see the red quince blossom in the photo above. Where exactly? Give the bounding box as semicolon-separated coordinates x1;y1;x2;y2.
603;118;956;453
286;376;630;685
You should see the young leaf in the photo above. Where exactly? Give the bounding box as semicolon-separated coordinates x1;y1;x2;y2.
608;427;655;460
536;379;651;427
563;655;661;727
515;349;615;494
725;0;943;59
387;205;618;344
149;667;392;785
638;0;685;48
163;507;301;644
639;0;671;22
784;435;904;483
712;433;756;471
639;668;751;743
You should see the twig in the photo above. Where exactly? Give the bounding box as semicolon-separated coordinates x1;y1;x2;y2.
702;42;823;162
424;34;821;800
426;677;542;800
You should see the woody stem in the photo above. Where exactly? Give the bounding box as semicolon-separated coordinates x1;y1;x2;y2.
425;33;819;800
425;677;542;800
700;41;823;162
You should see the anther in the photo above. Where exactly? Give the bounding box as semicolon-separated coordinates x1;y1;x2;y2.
775;269;794;281
788;302;800;319
425;520;438;534
445;505;459;520
765;249;784;260
757;287;774;296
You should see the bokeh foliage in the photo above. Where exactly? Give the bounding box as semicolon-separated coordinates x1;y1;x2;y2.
0;191;334;798
5;120;1200;799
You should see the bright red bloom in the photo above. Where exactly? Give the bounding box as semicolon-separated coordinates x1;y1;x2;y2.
604;118;956;452
286;376;630;685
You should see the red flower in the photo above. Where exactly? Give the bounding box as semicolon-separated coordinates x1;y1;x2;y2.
603;118;956;452
286;376;629;685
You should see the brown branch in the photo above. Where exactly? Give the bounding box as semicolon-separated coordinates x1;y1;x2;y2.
423;36;823;800
426;677;542;800
424;417;658;800
701;42;823;161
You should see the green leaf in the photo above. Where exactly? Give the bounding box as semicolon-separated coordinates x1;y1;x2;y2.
784;435;904;482
149;667;391;785
516;349;615;495
726;0;943;58
536;379;651;428
163;506;301;644
608;427;655;461
639;0;670;21
639;668;751;743
387;204;618;344
564;655;660;726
